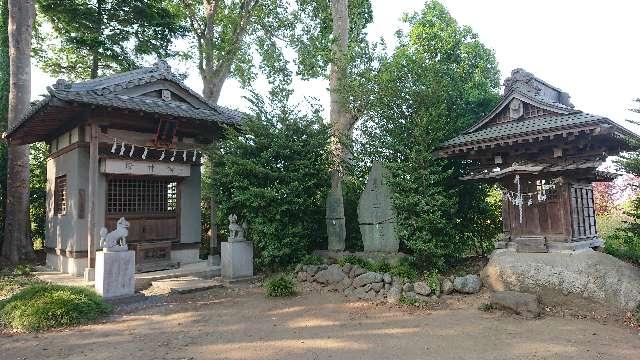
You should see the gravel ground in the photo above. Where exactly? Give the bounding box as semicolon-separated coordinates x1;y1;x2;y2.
2;281;639;360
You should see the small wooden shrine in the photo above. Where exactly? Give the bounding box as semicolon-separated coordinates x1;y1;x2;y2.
437;68;640;252
5;60;243;275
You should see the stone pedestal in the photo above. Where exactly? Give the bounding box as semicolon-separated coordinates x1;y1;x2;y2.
208;254;221;266
221;241;253;280
95;250;135;298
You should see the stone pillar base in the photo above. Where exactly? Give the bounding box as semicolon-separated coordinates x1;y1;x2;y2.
95;250;135;299
208;254;221;266
221;241;253;280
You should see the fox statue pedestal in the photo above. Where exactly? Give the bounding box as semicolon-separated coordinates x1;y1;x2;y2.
221;241;253;281
95;249;135;298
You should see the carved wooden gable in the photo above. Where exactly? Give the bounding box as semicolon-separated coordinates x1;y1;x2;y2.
487;98;560;126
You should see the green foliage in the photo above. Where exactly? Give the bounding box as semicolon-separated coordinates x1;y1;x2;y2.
299;254;324;266
0;284;111;332
293;0;373;80
179;0;297;103
207;94;331;270
367;259;391;274
353;1;502;270
35;0;186;79
338;255;369;269
13;264;34;276
299;254;325;266
388;258;418;282
603;231;640;266
478;302;496;312
29;143;48;250
425;270;440;294
264;274;297;297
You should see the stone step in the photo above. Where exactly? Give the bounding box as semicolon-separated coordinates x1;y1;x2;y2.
151;276;224;294
135;261;221;290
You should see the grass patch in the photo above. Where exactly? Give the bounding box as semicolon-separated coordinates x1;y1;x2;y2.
264;274;297;297
388;258;418;282
338;255;369;269
299;254;325;266
478;303;496;312
0;284;111;332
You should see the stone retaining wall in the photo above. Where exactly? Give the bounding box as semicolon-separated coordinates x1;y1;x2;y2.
296;263;482;303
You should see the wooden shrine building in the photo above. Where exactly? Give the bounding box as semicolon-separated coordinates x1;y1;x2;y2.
437;68;640;252
5;60;243;276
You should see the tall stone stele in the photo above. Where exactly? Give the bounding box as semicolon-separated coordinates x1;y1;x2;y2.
358;163;398;253
326;171;346;251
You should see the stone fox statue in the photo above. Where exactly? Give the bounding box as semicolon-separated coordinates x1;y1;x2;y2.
99;217;129;251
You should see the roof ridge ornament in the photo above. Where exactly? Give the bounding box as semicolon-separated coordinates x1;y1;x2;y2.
154;59;171;74
52;78;72;90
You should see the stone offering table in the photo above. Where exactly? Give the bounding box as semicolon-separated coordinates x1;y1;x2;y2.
95;250;135;298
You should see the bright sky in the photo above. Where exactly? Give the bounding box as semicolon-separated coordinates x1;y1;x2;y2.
31;0;640;132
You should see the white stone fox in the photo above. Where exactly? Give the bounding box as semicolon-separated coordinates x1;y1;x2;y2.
99;217;129;251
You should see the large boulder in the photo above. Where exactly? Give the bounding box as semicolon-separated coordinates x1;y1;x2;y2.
353;272;383;288
441;278;454;295
414;281;431;296
490;291;540;318
481;249;640;311
314;264;345;285
454;274;481;294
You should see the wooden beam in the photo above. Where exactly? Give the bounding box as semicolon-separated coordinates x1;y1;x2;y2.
87;123;99;270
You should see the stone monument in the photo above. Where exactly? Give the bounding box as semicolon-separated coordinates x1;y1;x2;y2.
358;163;398;253
95;217;135;298
221;214;254;280
326;172;346;251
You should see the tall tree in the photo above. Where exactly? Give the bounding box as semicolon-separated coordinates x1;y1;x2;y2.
354;1;502;269
294;0;373;249
179;0;294;104
0;0;9;254
2;0;35;263
35;0;186;80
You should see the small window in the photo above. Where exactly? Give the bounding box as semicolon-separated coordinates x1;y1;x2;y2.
54;175;67;215
107;178;177;214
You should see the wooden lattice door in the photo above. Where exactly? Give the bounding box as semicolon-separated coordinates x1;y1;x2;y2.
105;176;179;271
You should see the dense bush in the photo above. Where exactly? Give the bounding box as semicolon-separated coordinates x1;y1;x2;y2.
0;284;111;332
353;1;502;270
264;274;297;297
604;231;640;266
206;95;331;271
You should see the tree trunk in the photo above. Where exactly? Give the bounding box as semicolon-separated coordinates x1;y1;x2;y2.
202;67;230;105
90;0;103;79
2;0;34;263
325;0;350;251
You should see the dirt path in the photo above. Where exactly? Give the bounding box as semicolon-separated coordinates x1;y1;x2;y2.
2;283;639;360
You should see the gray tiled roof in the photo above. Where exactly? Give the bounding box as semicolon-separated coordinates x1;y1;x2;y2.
51;89;244;125
442;112;607;147
6;60;246;138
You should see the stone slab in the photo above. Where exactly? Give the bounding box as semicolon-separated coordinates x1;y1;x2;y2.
358;163;398;253
221;241;254;280
95;250;135;299
151;276;224;294
135;261;220;290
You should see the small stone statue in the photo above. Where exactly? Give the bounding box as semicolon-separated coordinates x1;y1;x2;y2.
99;217;129;252
228;214;248;242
